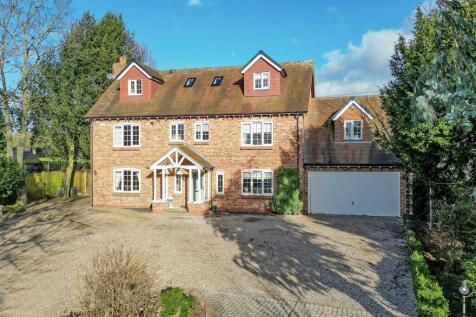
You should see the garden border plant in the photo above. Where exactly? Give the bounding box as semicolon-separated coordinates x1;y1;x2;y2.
404;215;450;317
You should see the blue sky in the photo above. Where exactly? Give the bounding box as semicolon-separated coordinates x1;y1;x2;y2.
71;0;426;96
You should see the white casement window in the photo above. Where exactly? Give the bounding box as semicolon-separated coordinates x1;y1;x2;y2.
216;171;224;195
194;122;209;141
344;120;363;140
241;121;273;146
241;169;273;196
128;79;142;96
113;168;140;193
175;174;183;194
253;72;270;90
170;122;185;141
113;124;140;147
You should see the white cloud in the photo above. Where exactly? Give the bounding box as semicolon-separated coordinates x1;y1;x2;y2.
316;29;406;97
187;0;202;6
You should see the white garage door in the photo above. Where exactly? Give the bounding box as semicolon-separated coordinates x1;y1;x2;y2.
308;172;400;216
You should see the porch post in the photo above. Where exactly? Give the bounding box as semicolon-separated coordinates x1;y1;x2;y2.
153;168;157;201
198;169;202;202
162;168;167;200
188;168;192;203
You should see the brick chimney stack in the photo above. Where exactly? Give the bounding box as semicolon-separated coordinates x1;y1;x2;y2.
112;56;127;77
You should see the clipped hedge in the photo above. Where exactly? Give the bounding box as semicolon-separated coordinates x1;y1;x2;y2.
271;167;302;215
406;230;449;317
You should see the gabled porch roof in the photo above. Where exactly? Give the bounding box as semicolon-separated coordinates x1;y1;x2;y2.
149;145;214;170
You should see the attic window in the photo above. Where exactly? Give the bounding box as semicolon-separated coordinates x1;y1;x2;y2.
184;77;196;87
212;76;223;86
128;79;142;96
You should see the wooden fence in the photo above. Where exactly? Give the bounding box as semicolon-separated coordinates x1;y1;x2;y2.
25;170;91;201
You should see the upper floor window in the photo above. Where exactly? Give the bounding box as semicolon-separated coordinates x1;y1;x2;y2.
241;121;273;146
114;168;140;193
241;169;273;196
170;122;185;141
253;72;269;90
194;122;209;141
344;120;363;140
184;77;196;87
114;124;140;147
128;79;142;96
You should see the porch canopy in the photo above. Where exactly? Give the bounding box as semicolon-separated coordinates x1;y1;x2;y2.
149;145;214;203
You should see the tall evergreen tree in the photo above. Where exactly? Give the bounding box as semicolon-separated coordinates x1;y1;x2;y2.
31;12;151;196
376;6;474;219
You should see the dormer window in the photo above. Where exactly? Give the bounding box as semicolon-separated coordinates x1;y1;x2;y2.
128;79;142;96
344;120;363;140
253;72;269;90
184;77;196;87
212;76;223;86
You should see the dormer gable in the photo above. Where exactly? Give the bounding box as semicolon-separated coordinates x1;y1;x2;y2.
114;57;163;103
330;99;375;142
241;50;286;97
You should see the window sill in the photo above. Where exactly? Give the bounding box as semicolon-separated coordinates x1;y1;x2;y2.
169;141;185;145
215;193;225;197
112;147;140;151
193;141;210;145
240;146;273;150
240;194;273;199
173;193;183;197
113;192;141;197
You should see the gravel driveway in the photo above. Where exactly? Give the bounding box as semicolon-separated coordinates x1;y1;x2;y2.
0;198;416;316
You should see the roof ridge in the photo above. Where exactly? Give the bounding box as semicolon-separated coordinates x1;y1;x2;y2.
158;60;314;73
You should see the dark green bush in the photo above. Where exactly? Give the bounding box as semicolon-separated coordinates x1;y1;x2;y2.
159;287;196;317
271;167;302;215
406;231;449;317
0;155;24;205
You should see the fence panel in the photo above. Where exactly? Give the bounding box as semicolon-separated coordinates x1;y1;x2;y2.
25;170;91;201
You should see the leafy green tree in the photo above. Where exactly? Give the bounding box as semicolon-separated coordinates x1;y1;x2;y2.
31;12;152;197
377;6;474;219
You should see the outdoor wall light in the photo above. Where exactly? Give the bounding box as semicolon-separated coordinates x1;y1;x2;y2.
459;280;473;317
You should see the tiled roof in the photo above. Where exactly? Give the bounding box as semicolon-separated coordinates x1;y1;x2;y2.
304;95;398;165
85;61;314;118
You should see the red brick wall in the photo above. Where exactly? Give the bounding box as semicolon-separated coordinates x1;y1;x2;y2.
333;106;373;142
301;166;412;216
243;58;281;97
90;115;304;213
119;65;159;103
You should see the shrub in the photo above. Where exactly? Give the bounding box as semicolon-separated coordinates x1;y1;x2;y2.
78;246;159;317
159;287;196;317
406;231;449;317
0;155;24;205
271;167;302;215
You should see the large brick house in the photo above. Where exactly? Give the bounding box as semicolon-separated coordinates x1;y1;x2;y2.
85;51;410;216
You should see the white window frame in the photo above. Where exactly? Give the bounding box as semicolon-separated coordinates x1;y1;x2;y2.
241;120;273;146
216;171;224;195
128;79;142;96
253;72;270;90
241;169;273;196
113;124;140;147
113;168;141;193
175;173;183;194
194;122;210;141
344;120;363;141
170;122;185;142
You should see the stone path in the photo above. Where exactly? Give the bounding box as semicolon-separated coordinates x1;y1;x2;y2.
206;293;373;317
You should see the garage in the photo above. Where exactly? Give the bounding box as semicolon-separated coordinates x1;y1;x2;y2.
308;171;401;216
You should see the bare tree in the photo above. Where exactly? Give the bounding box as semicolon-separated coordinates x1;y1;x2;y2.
0;0;69;164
